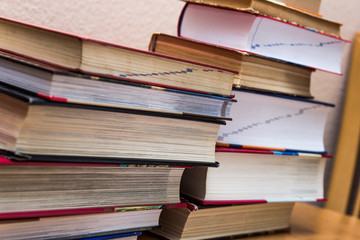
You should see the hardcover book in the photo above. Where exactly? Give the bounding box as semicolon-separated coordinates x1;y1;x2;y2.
150;33;314;98
0;156;185;216
0;83;222;165
0;208;160;240
181;148;328;204
151;202;294;240
0;16;236;96
178;3;348;74
0;52;233;119
182;0;340;36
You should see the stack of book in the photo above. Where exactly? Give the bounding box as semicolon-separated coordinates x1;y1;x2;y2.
0;16;237;240
148;0;347;239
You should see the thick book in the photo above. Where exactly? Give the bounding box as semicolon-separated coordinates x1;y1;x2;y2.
0;155;185;217
0;52;233;119
178;3;348;74
181;148;328;204
182;0;340;36
0;83;222;165
217;89;334;153
0;208;160;240
0;17;236;96
151;202;294;240
150;33;314;98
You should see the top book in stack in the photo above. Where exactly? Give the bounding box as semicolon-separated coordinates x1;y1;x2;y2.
0;17;235;97
178;0;348;74
182;0;336;34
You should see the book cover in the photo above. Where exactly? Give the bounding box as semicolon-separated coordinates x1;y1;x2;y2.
0;83;222;165
0;210;161;240
0;52;233;119
0;155;188;218
181;0;341;36
178;3;349;74
149;33;314;98
151;201;294;240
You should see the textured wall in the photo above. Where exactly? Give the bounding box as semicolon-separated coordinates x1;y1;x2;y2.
0;0;359;193
0;0;184;50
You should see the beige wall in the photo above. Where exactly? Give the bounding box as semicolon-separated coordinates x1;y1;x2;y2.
1;0;359;191
0;0;184;50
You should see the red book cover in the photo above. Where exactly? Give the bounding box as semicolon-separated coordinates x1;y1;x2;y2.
184;194;268;207
0;203;187;220
184;195;327;206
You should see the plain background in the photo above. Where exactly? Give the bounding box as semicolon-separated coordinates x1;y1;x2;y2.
1;0;359;196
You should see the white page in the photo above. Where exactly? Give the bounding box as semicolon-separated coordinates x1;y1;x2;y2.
205;153;325;201
247;17;346;73
217;91;332;152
